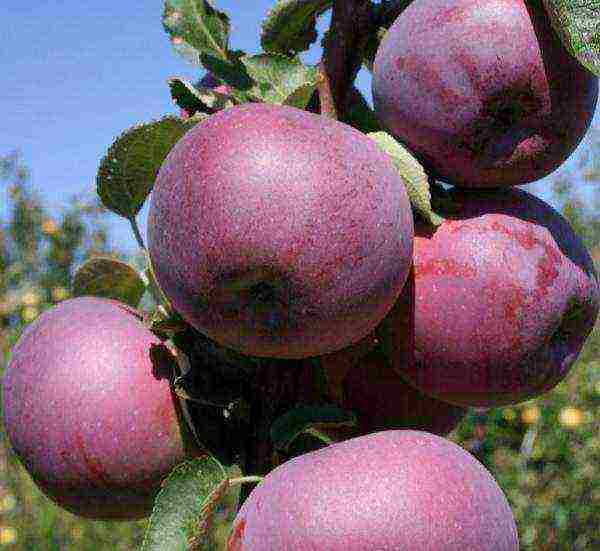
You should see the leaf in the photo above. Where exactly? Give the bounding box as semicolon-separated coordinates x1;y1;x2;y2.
142;456;229;551
241;54;320;108
271;405;356;453
168;77;236;115
198;52;256;103
97;116;197;219
368;131;444;226
542;0;600;76
343;88;382;133
162;0;230;65
261;0;333;55
72;257;146;307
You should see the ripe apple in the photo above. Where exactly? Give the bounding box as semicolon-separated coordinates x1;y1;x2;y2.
373;0;599;188
228;430;518;550
382;188;599;407
2;297;202;520
148;103;414;358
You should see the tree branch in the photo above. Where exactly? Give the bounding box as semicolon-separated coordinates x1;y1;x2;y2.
317;62;338;119
322;0;372;119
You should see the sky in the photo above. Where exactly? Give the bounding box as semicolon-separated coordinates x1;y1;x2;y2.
1;1;598;253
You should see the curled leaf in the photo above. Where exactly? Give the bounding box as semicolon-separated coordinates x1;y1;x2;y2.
72;257;146;307
369;131;444;226
97;116;197;219
261;0;333;55
542;0;600;76
162;0;230;65
241;54;320;108
168;76;236;115
271;405;356;453
141;457;229;551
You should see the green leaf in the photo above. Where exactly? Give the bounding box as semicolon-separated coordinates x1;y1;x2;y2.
162;0;230;65
241;54;320;108
142;456;229;551
198;52;256;102
168;76;236;115
97;116;196;219
542;0;600;76
261;0;333;55
271;405;356;453
368;131;444;226
72;257;146;307
343;88;382;133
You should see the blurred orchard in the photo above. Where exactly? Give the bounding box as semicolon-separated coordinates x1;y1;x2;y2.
0;129;598;549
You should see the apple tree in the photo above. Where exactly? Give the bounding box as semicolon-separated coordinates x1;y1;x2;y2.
2;1;600;550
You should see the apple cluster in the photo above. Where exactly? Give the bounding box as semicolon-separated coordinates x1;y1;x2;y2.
2;0;599;548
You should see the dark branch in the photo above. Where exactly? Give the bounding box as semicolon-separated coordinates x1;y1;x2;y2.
322;0;372;119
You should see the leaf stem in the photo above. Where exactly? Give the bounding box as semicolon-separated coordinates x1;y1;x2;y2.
129;216;146;251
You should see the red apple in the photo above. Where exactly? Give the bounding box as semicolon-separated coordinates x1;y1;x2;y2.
373;0;598;188
148;103;414;358
229;431;518;550
2;297;201;519
382;189;599;407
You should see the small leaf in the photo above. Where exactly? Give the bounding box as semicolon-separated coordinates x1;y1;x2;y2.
343;88;382;133
198;52;256;102
97;116;197;219
163;0;230;65
271;405;356;453
72;257;146;307
241;54;320;108
261;0;333;55
542;0;600;76
369;131;444;226
168;76;236;115
142;456;229;551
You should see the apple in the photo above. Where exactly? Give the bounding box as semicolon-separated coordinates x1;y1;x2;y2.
2;297;201;520
228;430;518;550
382;188;599;407
372;0;599;188
148;103;414;358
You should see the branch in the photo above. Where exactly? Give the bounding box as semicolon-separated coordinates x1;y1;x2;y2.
322;0;372;119
378;0;412;27
317;62;338;119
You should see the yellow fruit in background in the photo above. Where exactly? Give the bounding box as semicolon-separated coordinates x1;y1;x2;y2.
559;407;585;428
41;219;59;235
521;406;541;425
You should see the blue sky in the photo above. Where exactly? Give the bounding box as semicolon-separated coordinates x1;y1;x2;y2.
1;1;597;253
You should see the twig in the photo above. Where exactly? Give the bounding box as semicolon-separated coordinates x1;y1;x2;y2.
322;0;372;119
129;216;146;251
317;62;338;119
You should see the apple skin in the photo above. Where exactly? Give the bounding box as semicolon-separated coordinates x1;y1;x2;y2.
228;430;519;551
341;348;466;436
321;275;465;436
382;189;599;407
2;297;202;520
148;103;414;359
372;0;599;188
